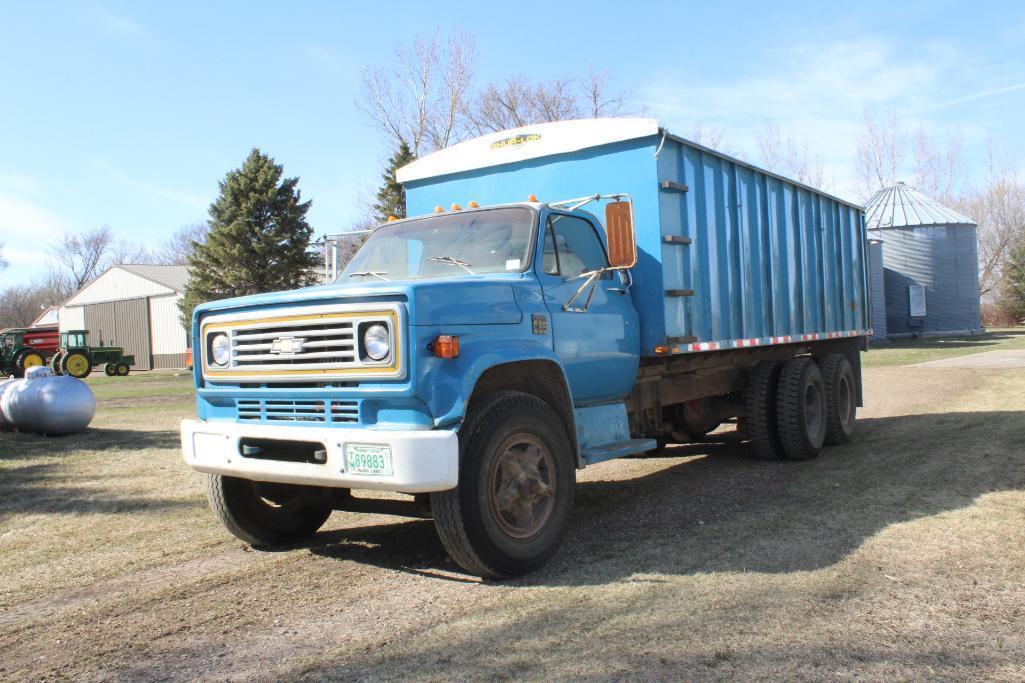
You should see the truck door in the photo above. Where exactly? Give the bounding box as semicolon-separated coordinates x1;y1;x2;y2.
537;211;640;403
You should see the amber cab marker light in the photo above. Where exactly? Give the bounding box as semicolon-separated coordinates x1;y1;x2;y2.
386;215;398;222
433;206;445;213
467;201;479;208
451;203;462;211
431;335;460;359
527;194;538;202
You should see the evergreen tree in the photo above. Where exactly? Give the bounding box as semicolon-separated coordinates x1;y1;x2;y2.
372;141;415;221
179;148;318;327
998;236;1025;323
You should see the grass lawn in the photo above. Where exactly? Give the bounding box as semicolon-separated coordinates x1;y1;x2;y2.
863;327;1025;367
1;361;1023;680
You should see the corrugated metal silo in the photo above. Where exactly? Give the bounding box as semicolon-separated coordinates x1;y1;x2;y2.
867;238;887;340
866;183;982;337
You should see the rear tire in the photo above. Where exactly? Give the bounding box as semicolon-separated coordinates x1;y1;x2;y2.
822;354;856;445
431;391;575;579
205;475;332;546
776;357;827;461
745;361;784;459
62;351;92;378
13;350;44;378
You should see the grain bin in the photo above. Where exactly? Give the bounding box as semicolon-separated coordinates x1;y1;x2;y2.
865;183;982;337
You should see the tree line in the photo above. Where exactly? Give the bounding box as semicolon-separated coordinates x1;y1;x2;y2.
2;30;1023;330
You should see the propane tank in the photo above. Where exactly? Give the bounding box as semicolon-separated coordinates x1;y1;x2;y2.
4;367;96;436
0;377;17;432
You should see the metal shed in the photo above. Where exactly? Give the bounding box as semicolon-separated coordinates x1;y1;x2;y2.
58;264;190;370
865;182;982;337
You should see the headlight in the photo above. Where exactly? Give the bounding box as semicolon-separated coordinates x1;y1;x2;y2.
210;333;230;367
363;323;390;361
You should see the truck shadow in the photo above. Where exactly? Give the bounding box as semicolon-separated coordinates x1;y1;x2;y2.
307;409;1025;584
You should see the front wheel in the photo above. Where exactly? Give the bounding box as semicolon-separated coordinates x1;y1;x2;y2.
204;475;332;546
432;391;575;579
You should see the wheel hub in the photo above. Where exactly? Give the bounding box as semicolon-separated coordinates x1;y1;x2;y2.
489;435;556;539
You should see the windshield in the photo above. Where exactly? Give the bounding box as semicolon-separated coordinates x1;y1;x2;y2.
337;207;535;282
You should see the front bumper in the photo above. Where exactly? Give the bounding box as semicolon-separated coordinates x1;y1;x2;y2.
180;419;458;493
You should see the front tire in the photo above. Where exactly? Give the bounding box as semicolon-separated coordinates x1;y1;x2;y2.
431;391;575;579
205;475;332;546
776;357;827;461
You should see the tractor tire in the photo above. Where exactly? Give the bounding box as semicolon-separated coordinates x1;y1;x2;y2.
50;351;65;375
116;363;130;376
745;360;784;460
822;354;857;445
61;352;92;379
205;475;332;547
776;357;827;461
431;391;575;579
13;349;45;378
104;363;116;376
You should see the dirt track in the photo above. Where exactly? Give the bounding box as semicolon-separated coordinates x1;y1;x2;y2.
1;365;1024;681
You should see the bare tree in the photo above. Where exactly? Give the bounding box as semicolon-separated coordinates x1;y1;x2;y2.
156;222;209;265
913;129;964;205
953;156;1025;296
464;71;634;136
756;123;825;188
0;267;74;328
686;123;731;152
855;109;906;199
359;31;476;156
52;226;115;291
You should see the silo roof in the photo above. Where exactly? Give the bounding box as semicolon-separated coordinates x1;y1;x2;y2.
865;182;975;230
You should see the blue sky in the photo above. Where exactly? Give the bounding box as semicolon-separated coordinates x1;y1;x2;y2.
2;0;1023;288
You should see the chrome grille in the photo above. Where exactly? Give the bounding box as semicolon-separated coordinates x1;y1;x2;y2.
237;399;359;424
231;319;356;370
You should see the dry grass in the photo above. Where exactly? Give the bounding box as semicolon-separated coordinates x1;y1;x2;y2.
1;365;1023;681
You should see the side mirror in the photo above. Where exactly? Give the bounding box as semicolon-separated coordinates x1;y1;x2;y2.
605;201;637;269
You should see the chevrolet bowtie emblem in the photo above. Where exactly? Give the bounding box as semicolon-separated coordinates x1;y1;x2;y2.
269;337;306;355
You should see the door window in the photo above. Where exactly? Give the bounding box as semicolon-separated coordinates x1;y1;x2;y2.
543;215;608;277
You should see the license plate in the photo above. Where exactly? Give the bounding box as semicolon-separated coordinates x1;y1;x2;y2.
345;444;393;476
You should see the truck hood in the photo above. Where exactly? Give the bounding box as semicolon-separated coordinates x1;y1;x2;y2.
194;275;524;326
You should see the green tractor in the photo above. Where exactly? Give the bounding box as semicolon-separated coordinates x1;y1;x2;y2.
0;329;47;378
51;330;135;379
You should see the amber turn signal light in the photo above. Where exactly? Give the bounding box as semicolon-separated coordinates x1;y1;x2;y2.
433;206;444;213
431;335;460;359
467;201;479;208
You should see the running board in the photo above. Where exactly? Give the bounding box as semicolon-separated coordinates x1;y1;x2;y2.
581;438;658;465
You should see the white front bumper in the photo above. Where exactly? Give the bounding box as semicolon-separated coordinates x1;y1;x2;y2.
180;419;459;493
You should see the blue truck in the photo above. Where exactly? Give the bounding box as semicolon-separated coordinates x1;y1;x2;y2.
181;118;870;578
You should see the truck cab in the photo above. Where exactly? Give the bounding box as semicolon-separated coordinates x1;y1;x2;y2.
183;118;869;578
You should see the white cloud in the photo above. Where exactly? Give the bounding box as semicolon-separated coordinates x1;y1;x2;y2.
96;11;147;38
96;162;208;211
0;193;69;288
639;38;976;200
920;82;1025;112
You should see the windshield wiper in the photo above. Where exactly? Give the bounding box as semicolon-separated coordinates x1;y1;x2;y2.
426;255;475;274
348;271;390;281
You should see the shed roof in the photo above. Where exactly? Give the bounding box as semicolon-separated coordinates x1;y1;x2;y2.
865;182;975;230
118;264;190;292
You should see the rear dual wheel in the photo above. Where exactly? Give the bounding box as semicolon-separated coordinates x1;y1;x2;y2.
745;354;855;461
105;362;130;377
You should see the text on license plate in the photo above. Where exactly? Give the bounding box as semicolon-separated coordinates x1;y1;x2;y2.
345;444;393;476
